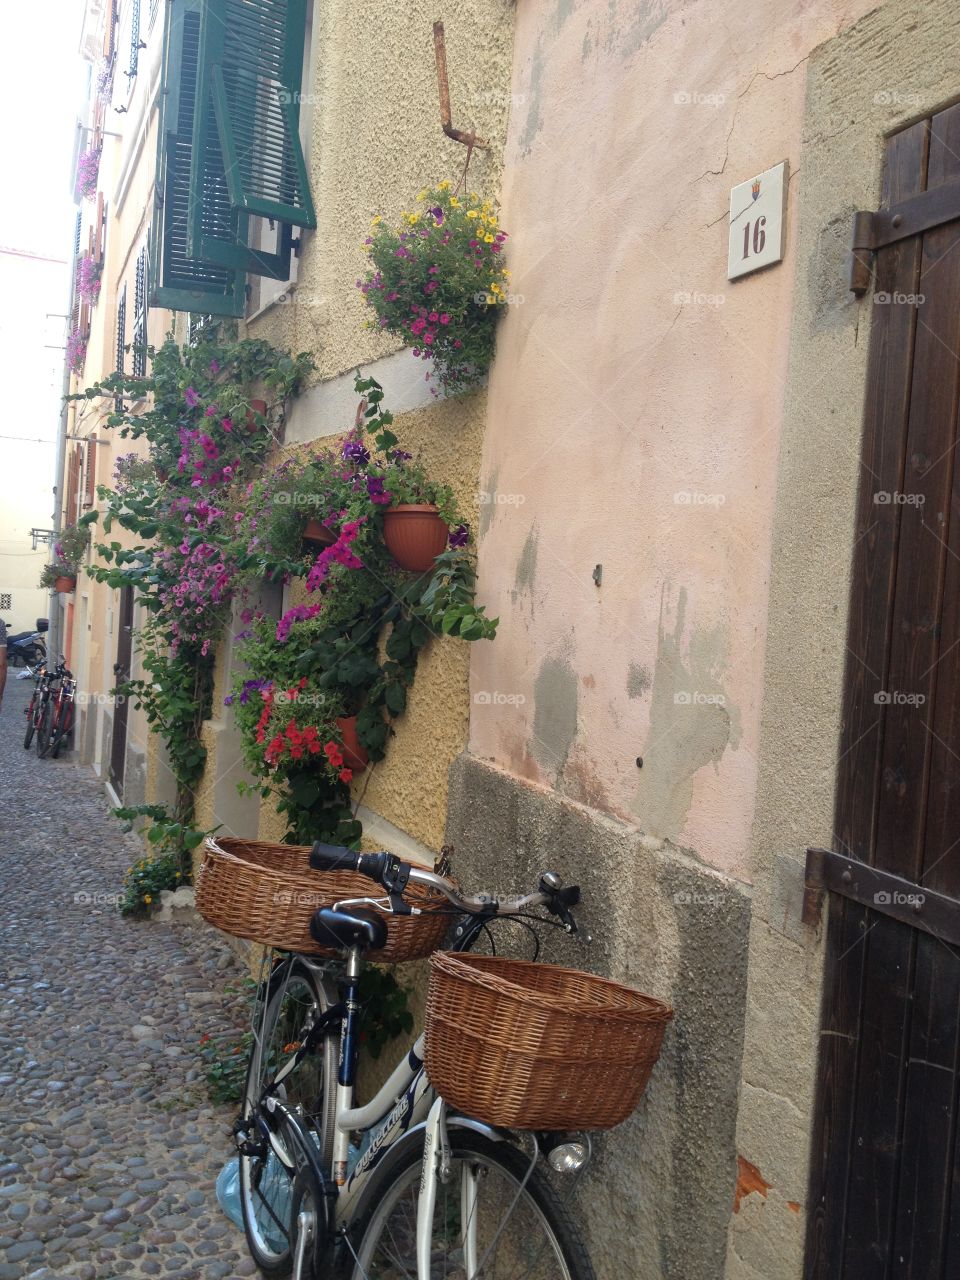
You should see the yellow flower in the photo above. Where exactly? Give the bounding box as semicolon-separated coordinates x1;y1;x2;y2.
481;201;493;213
144;894;152;904
370;215;382;227
449;197;460;208
466;210;479;219
484;234;495;243
408;213;419;225
417;190;427;201
485;294;495;305
469;191;478;201
490;282;502;293
438;180;451;191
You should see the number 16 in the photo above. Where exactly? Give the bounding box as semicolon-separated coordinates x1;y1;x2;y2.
742;215;767;260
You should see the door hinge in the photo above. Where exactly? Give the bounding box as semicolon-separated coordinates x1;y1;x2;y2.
803;846;960;943
850;177;960;295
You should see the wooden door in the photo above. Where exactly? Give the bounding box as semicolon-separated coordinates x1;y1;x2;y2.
109;586;134;796
806;106;960;1278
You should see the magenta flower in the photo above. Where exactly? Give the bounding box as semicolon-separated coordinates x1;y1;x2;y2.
184;387;200;408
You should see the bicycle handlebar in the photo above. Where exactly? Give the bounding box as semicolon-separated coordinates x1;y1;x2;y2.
309;841;580;931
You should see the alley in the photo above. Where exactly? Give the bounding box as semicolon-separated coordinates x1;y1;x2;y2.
0;679;253;1280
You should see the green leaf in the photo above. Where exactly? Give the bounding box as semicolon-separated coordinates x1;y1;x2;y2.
384;682;406;717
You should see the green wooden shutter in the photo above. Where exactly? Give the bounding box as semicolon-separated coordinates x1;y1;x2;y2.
148;0;246;316
190;0;316;241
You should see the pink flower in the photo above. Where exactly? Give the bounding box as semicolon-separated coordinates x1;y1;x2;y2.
184;387;200;408
439;313;450;325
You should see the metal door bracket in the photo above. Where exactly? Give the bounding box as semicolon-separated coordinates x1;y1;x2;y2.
850;178;960;295
804;847;960;944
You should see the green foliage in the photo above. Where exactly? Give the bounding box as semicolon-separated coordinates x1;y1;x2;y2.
119;847;182;917
40;523;90;588
198;1029;252;1104
358;967;415;1059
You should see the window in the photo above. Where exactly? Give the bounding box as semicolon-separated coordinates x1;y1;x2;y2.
149;0;316;317
132;245;148;378
115;283;127;412
83;438;98;510
0;594;11;612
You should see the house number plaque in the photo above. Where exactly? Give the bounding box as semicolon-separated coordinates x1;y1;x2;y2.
727;160;789;280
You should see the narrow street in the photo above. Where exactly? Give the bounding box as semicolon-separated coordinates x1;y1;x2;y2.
0;679;252;1280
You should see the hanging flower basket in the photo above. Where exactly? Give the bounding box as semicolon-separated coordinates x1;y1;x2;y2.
383;504;449;572
336;715;369;772
54;575;77;593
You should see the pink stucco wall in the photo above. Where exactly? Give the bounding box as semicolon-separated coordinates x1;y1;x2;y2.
470;0;875;880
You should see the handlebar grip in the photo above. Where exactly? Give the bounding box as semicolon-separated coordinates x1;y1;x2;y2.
309;842;360;873
309;843;391;885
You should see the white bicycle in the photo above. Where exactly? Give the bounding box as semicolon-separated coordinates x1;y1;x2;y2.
235;843;595;1280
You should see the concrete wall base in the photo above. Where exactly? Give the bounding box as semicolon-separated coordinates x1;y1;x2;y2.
446;752;751;1280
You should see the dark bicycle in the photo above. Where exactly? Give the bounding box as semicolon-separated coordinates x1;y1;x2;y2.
33;659;68;758
43;668;76;759
23;662;59;751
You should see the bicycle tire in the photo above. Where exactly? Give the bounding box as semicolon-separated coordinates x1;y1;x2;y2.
23;702;36;750
50;707;72;759
239;957;339;1279
346;1128;596;1280
35;701;53;759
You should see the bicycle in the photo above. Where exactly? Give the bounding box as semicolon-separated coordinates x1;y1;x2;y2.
23;661;61;751
43;668;76;759
34;659;67;759
235;842;594;1280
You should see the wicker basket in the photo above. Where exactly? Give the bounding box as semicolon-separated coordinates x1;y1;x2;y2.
195;837;451;962
424;952;673;1130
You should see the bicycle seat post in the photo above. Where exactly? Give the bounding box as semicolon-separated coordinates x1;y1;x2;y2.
333;944;363;1186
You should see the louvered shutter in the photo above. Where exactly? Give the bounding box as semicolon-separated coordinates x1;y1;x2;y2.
104;3;118;59
94;193;106;265
148;0;245;316
128;0;142;77
84;438;98;509
189;0;315;242
115;283;127;412
65;446;82;527
132;246;148;378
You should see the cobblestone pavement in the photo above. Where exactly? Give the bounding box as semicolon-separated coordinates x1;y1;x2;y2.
0;678;256;1280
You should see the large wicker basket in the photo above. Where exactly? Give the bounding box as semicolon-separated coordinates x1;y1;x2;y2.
195;837;451;962
424;952;673;1130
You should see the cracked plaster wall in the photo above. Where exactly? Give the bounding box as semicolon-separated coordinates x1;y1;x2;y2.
469;0;877;880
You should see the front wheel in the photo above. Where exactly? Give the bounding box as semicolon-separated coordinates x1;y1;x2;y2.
348;1129;596;1280
239;957;339;1278
23;700;36;750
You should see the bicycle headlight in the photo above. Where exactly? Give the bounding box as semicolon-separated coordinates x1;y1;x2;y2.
546;1141;588;1174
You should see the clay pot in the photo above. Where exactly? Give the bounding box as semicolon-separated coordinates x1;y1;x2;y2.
246;398;268;430
303;519;337;549
336;715;369;772
383;504;449;572
54;575;77;593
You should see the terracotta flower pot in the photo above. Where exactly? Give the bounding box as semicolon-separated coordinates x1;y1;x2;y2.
383;504;449;572
246;398;267;431
54;575;77;593
303;518;337;549
336;715;368;772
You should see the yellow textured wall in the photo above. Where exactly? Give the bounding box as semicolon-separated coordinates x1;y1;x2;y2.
248;0;515;380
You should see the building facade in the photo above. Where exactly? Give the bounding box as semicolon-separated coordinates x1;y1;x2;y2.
59;1;960;1277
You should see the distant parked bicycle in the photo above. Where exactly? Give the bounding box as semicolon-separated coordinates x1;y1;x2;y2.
41;667;76;759
23;661;58;751
203;840;672;1280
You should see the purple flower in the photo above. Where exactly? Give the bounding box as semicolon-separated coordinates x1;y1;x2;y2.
430;206;444;224
342;439;370;466
449;523;469;548
390;449;412;463
184;387;200;408
209;359;220;373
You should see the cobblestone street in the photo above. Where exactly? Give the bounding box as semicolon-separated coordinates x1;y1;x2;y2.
0;679;254;1280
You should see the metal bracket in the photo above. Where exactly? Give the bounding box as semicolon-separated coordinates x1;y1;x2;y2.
803;847;960;944
850;177;960;295
433;22;488;151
